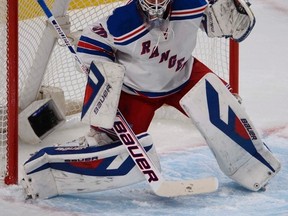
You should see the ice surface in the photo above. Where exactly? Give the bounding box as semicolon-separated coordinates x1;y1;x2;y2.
1;0;288;215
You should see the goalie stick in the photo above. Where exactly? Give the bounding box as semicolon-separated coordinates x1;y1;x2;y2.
114;110;218;196
37;0;218;197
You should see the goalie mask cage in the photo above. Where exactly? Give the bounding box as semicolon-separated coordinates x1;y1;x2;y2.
0;0;239;185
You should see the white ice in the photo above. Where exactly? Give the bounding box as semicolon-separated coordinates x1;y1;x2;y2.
1;0;288;215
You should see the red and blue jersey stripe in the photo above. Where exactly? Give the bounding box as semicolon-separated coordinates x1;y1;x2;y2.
113;24;149;46
77;35;115;61
170;4;207;20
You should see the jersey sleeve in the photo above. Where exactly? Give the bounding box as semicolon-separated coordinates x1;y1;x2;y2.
76;20;116;68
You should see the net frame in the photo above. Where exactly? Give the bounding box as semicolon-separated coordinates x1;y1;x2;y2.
0;0;18;185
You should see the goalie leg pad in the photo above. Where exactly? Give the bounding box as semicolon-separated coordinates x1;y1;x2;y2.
21;132;160;199
180;73;281;191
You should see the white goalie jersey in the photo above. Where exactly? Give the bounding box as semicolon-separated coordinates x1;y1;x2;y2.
77;0;255;98
77;0;208;98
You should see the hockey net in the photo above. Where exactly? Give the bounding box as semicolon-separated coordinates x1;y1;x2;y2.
0;0;239;184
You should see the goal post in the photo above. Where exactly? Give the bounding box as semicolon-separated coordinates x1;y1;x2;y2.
1;0;18;185
0;0;239;185
229;40;239;94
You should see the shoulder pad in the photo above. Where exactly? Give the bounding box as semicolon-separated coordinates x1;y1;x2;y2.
172;0;207;10
107;0;144;38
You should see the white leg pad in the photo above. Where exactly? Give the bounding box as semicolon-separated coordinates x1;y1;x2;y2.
180;73;281;191
22;133;160;199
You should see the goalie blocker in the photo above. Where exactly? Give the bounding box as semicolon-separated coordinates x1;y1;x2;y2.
81;60;124;129
180;73;281;191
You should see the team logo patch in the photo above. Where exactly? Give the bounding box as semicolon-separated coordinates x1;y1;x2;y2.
92;24;107;38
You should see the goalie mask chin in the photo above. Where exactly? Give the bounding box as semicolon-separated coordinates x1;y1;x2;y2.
138;0;172;31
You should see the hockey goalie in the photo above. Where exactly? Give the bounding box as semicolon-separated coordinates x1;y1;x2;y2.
22;0;280;199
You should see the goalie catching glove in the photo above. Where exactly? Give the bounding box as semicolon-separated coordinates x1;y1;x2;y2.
202;0;256;42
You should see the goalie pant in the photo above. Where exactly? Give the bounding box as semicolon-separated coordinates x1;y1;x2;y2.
21;132;160;199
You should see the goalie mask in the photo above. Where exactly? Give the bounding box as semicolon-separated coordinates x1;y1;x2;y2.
138;0;172;31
